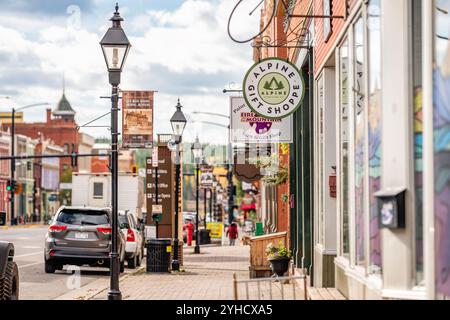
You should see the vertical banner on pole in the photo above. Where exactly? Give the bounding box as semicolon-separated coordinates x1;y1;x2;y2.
122;90;154;149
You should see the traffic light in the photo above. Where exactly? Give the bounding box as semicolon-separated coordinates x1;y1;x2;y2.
71;153;78;167
6;179;16;192
131;165;137;174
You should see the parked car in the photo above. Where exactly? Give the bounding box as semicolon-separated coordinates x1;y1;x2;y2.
119;210;145;269
44;206;126;274
0;241;19;300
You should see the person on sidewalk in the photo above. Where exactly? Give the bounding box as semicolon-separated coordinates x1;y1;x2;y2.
185;219;194;246
226;221;238;246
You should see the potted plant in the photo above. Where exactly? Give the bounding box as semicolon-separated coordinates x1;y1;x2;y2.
266;241;292;276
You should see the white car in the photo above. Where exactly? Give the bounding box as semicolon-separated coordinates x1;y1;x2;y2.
119;210;144;269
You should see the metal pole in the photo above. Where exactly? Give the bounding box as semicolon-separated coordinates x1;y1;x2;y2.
107;84;122;300
155;166;159;237
171;141;181;271
10;108;15;226
227;126;234;225
209;188;213;223
194;163;200;254
204;188;207;228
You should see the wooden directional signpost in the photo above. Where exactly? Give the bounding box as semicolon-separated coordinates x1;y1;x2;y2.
146;143;175;238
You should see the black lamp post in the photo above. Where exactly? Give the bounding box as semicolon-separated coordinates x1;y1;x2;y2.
100;2;131;301
170;99;187;271
191;136;202;254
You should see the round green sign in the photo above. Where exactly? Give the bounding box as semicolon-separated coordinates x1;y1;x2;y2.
243;58;305;119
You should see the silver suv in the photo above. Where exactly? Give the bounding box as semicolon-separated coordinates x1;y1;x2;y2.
44;206;126;274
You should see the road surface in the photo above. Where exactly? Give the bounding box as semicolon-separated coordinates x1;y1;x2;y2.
0;226;132;300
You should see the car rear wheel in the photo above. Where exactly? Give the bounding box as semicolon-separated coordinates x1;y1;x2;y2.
45;259;56;274
128;255;137;269
0;261;19;300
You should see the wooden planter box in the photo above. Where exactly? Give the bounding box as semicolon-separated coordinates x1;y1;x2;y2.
249;232;287;278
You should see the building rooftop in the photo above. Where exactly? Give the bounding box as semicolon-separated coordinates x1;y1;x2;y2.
53;92;76;117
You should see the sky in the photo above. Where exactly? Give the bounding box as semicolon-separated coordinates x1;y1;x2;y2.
0;0;256;145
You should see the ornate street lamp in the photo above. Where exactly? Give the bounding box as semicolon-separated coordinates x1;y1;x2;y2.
170;99;187;271
191;136;203;254
100;2;131;301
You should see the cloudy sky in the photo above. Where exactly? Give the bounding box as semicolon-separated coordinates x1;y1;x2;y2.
0;0;257;145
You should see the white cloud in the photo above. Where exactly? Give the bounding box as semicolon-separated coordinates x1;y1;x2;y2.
0;0;255;145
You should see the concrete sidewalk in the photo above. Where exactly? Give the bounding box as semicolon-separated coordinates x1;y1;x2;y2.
56;244;306;300
91;245;252;300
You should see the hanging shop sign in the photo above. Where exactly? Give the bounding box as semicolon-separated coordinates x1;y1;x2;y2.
242;58;305;119
201;172;213;188
230;96;292;143
233;152;263;183
122;91;154;149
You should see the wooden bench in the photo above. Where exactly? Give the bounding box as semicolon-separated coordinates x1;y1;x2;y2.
249;232;287;278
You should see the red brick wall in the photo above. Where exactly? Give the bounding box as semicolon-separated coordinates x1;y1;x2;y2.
3;115;80;175
314;0;359;74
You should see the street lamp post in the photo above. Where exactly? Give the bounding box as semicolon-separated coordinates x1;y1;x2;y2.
191;136;203;254
170;99;187;271
100;2;131;301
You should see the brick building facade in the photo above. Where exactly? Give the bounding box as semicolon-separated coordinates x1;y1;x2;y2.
3;91;80;177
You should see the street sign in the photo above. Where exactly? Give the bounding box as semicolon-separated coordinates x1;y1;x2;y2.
152;204;163;214
152;146;158;167
206;222;223;239
201;172;213;188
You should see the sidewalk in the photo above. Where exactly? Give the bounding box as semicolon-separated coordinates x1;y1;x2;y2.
91;244;252;300
0;222;45;230
56;243;307;300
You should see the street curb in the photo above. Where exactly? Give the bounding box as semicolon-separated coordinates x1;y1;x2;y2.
0;224;45;230
54;265;146;300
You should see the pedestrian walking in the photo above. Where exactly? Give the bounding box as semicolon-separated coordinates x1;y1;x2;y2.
226;221;239;246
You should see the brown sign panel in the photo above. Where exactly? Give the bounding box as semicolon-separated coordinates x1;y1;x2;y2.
233;152;263;183
122;91;154;149
146;146;174;238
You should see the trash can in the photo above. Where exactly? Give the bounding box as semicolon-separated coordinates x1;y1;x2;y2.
199;229;211;245
146;238;172;273
0;211;6;226
255;222;264;236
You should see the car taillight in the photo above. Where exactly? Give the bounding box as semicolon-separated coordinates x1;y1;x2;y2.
49;225;67;233
97;227;112;235
127;229;135;242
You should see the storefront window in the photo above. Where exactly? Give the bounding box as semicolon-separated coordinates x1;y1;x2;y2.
354;17;366;266
434;0;450;297
412;0;424;286
367;0;382;273
340;38;350;256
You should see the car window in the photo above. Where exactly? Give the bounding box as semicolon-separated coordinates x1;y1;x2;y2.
57;209;110;225
118;215;128;227
129;215;136;229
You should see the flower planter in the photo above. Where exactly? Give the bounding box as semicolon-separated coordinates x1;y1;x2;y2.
268;256;291;277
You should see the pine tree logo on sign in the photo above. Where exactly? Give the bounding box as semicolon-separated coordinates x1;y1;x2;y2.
243;58;305;119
